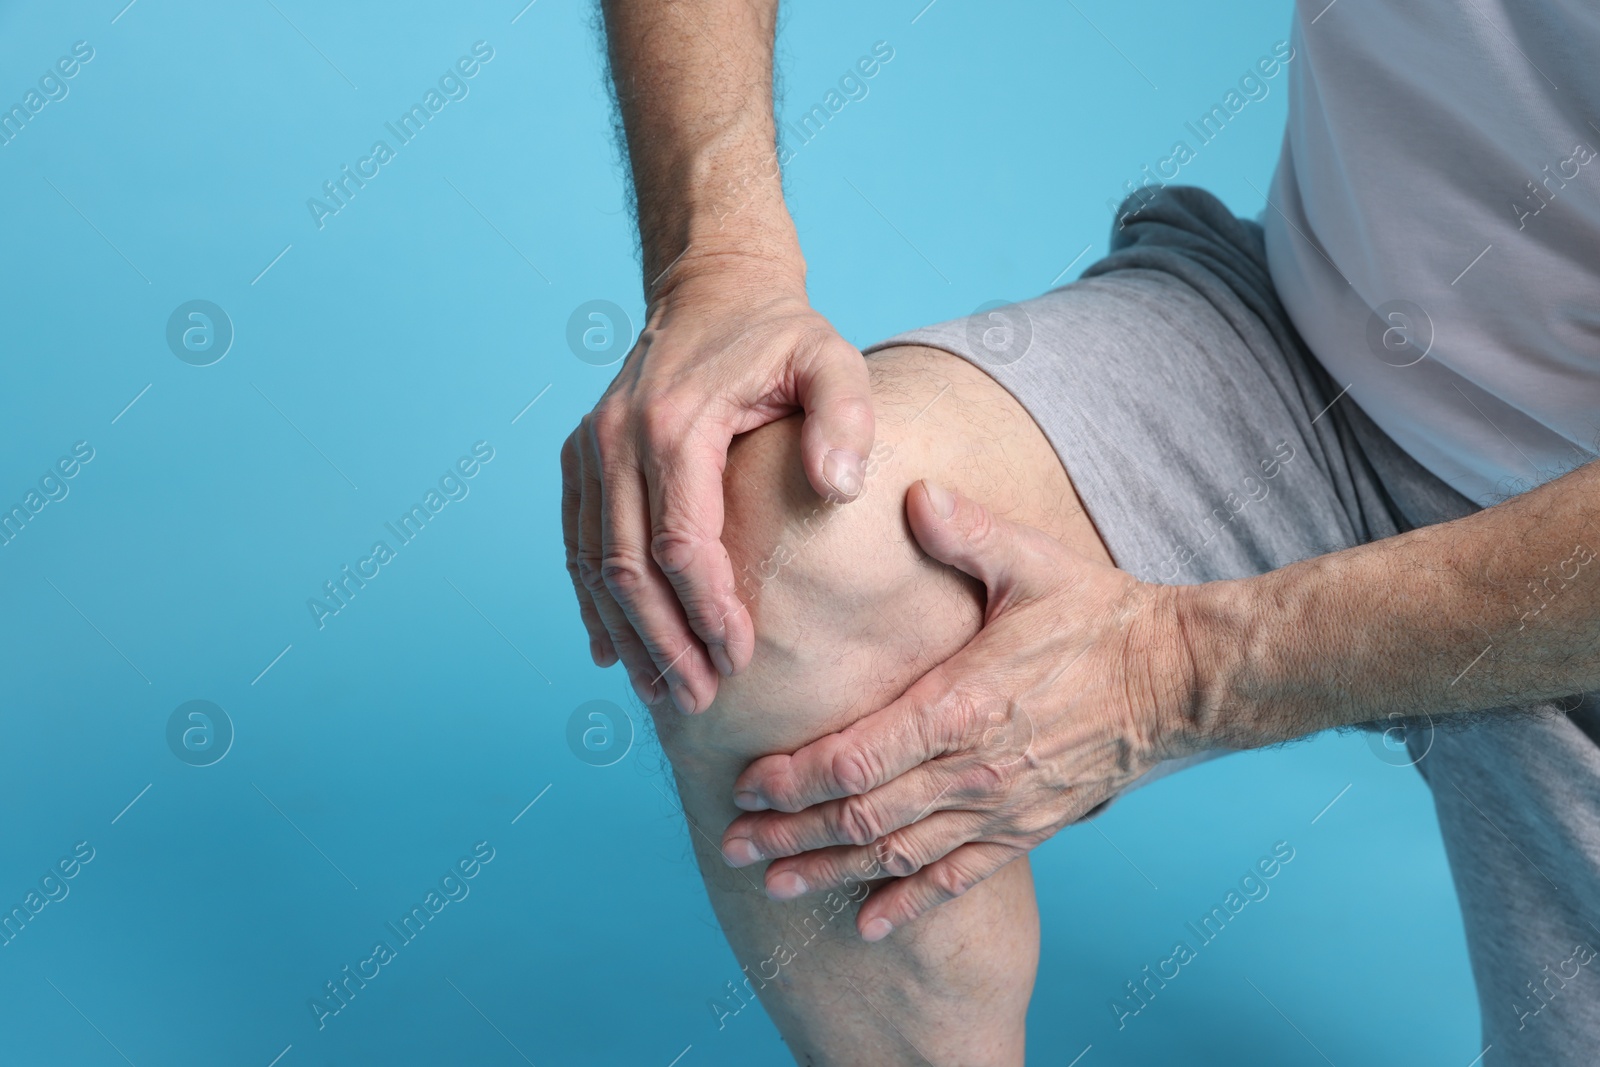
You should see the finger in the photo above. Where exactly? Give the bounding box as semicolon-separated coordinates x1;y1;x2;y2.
591;413;720;715
638;388;755;677
793;333;875;504
722;762;959;864
906;480;1056;599
732;669;970;812
856;842;1023;941
760;809;988;901
562;430;615;667
577;419;663;706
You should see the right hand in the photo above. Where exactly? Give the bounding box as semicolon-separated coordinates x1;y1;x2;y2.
561;256;876;715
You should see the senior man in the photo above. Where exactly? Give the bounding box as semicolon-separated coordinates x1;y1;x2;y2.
561;2;1600;1063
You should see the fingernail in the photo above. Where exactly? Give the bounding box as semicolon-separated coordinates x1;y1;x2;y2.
923;479;955;519
708;643;735;678
734;790;768;812
823;448;865;499
861;917;894;942
722;838;764;867
672;684;697;715
630;672;659;705
766;871;809;900
590;637;615;666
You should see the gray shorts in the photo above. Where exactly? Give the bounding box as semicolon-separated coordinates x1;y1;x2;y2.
864;186;1600;1065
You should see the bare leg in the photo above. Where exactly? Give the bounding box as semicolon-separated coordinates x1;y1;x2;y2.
650;345;1115;1065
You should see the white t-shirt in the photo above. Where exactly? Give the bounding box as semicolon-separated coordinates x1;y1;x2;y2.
1264;0;1600;506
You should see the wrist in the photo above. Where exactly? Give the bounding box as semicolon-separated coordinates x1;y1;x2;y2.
643;216;805;304
637;136;805;300
646;241;809;314
1166;576;1277;751
1173;563;1371;750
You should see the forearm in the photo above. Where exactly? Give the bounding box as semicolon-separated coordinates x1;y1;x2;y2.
599;0;802;292
1185;460;1600;745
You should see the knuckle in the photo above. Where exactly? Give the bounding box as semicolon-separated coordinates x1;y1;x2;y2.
825;393;874;430
590;405;628;450
942;691;984;747
690;590;738;638
956;760;1013;800
832;795;883;847
874;835;920;878
639;398;686;448
599;554;648;598
793;851;845;889
758;758;802;812
746;820;790;858
650;529;705;577
1015;811;1058;843
928;862;973;901
578;553;609;594
963;504;998;547
811;860;850;892
828;739;880;797
827;852;866;892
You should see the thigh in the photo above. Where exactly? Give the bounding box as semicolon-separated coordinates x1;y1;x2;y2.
867;187;1410;590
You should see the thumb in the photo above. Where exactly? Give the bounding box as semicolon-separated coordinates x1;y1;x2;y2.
793;334;876;503
907;480;1050;598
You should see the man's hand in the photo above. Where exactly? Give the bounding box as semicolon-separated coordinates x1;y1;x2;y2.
720;447;1600;940
572;0;875;714
561;259;874;715
717;479;1204;941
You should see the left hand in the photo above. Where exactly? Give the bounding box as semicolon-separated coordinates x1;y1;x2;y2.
719;479;1207;942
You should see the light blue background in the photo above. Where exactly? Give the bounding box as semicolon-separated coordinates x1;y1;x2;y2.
0;1;1478;1064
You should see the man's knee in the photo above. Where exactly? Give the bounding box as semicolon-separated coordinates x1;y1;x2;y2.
657;401;982;771
653;344;1100;778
